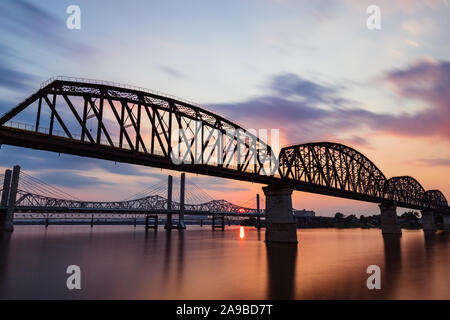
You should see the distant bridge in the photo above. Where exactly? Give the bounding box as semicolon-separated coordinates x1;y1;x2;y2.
0;170;262;220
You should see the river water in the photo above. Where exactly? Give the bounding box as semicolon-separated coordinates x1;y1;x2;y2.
0;226;448;299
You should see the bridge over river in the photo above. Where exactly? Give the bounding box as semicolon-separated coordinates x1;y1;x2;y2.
0;77;448;242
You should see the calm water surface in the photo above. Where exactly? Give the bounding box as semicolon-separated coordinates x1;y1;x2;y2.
0;226;448;299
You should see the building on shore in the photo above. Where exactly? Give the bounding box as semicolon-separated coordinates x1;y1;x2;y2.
293;209;315;218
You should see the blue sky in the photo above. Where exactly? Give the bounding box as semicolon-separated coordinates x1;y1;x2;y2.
0;0;449;215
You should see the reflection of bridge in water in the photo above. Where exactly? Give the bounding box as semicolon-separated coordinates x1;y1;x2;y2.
0;77;449;241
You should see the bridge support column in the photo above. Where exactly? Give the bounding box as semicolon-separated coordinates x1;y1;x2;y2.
421;210;437;233
263;186;297;243
0;169;12;231
2;166;20;232
443;215;450;231
212;216;225;230
177;173;186;230
165;175;174;230
379;203;401;235
145;214;158;230
256;194;261;230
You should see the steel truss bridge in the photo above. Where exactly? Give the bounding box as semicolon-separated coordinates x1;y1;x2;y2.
0;77;448;215
12;193;261;218
0;171;261;219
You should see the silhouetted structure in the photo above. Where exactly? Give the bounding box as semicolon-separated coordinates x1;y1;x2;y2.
0;78;448;241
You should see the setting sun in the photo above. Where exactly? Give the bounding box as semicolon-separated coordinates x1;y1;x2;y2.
239;226;245;240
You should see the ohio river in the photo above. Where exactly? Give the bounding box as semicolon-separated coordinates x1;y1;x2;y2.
0;226;448;299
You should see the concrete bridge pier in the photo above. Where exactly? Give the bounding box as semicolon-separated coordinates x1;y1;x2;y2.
443;215;450;231
379;203;402;235
212;215;225;230
421;210;437;233
263;185;297;243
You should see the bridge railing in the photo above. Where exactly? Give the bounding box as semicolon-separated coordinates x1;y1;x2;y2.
39;76;245;129
3;120;169;156
4;120;275;171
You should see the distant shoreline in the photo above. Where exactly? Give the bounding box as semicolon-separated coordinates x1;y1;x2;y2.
12;218;443;230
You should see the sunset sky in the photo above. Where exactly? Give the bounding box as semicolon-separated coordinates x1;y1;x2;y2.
0;0;449;216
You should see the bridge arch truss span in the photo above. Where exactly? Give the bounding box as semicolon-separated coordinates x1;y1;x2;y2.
383;176;426;208
279;142;387;201
423;189;448;210
0;78;279;182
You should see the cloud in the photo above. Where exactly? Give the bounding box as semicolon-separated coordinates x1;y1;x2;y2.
344;0;443;14
0;43;36;92
213;59;450;146
0;146;147;177
0;63;36;91
0;1;98;93
32;171;110;189
418;158;450;167
268;73;346;106
0;0;93;54
379;59;450;137
157;65;185;79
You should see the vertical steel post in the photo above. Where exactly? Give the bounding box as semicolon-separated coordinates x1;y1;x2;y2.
135;103;142;152
96;97;104;144
4;166;20;232
256;193;261;229
119;103;125;148
49;94;56;135
81;98;88;142
165;175;173;230
0;169;12;230
35;97;42;132
1;169;11;207
178;173;186;229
